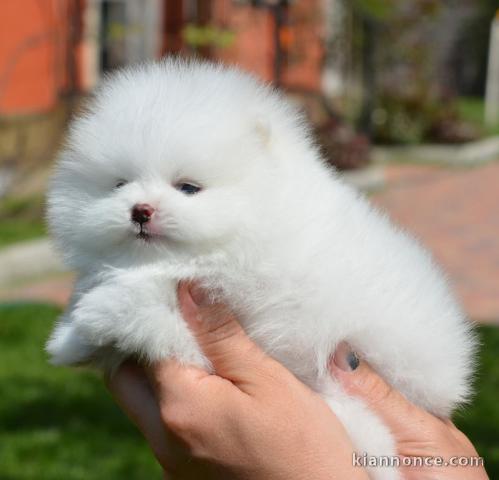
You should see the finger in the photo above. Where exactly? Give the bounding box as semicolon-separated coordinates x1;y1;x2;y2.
330;342;430;434
146;357;218;406
106;361;173;469
178;281;287;391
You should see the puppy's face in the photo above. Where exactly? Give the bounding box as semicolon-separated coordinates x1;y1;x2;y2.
48;104;272;268
48;61;310;269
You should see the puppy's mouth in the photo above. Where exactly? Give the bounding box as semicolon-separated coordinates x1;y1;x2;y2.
136;229;150;241
134;225;165;243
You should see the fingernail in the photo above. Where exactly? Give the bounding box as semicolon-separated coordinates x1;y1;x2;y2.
333;342;359;372
188;282;211;307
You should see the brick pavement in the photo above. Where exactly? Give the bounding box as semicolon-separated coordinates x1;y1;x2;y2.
0;272;74;307
374;162;499;323
1;161;498;323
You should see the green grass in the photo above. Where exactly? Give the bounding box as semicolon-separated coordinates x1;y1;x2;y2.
457;97;499;136
0;303;161;480
0;220;46;249
454;324;499;478
0;303;498;479
0;195;46;249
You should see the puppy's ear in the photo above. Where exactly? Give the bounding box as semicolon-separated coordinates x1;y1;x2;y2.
253;118;272;148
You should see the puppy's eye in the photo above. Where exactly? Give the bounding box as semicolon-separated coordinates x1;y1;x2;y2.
175;182;201;195
115;180;128;189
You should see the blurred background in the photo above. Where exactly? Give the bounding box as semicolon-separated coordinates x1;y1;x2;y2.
0;1;498;479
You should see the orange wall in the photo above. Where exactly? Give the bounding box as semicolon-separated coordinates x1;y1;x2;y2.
0;0;84;116
212;0;324;92
0;0;323;116
212;2;275;83
281;1;325;92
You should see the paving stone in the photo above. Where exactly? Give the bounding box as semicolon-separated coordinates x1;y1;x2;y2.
374;162;499;323
0;273;74;307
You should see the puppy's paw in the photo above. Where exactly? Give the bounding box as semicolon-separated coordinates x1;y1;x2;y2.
69;280;136;347
69;274;209;369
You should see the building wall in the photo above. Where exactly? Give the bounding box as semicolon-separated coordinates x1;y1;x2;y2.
0;0;85;116
279;0;325;92
211;0;324;92
160;0;325;93
212;1;274;83
0;0;326;116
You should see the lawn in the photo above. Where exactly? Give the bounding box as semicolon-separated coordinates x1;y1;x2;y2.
0;303;498;479
0;303;161;480
0;195;46;249
457;97;499;137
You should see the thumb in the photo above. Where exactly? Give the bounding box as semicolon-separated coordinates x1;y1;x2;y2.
178;281;275;385
331;342;425;434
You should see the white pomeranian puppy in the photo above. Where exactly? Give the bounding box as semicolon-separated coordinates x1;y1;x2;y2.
46;59;475;479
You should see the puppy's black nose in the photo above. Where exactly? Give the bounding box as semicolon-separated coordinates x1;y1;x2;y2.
131;203;155;225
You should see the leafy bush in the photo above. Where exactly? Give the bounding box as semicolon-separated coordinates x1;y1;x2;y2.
352;0;482;144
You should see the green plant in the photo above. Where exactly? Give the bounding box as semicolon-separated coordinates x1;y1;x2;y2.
352;0;396;20
350;0;482;144
182;24;235;49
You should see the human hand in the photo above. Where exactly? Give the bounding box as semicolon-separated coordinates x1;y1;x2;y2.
332;344;489;480
107;282;368;480
108;281;488;480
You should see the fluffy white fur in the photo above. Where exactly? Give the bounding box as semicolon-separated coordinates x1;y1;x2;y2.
46;59;476;480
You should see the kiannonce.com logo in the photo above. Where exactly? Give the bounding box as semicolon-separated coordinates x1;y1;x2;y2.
352;452;485;468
